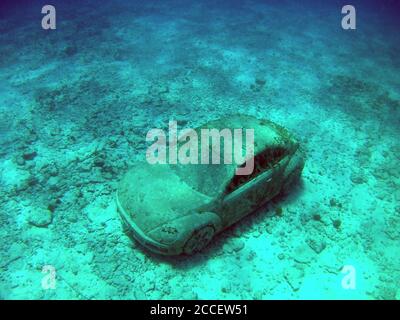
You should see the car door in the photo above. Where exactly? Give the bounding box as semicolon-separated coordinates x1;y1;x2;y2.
218;147;290;228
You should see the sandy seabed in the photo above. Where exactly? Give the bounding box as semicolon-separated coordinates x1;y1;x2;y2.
0;0;399;299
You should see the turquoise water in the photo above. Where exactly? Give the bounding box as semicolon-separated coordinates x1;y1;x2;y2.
0;0;399;299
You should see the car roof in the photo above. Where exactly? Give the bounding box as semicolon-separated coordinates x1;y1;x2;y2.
171;114;296;197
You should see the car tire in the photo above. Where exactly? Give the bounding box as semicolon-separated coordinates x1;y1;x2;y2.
183;225;215;255
281;168;301;194
281;151;305;194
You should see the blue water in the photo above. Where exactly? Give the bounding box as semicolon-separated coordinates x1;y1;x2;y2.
0;0;399;299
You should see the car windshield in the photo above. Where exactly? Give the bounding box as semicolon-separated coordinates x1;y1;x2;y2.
169;115;291;197
170;146;237;198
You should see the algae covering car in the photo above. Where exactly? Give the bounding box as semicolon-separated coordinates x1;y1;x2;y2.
116;115;305;255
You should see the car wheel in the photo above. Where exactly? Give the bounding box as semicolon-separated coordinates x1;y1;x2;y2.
183;225;215;255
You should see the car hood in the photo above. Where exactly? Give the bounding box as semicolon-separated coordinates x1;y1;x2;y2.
117;162;212;233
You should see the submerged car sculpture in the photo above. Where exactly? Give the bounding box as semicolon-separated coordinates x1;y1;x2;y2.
116;115;305;255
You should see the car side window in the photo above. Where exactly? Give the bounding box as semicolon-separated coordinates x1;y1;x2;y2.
225;147;286;194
